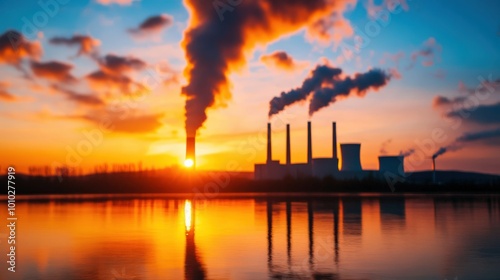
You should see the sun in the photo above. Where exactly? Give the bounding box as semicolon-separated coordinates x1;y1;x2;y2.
184;158;194;168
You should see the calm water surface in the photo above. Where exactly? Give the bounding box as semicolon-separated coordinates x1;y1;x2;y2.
2;194;500;280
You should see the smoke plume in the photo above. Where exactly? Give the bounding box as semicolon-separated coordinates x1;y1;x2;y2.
399;148;415;157
432;144;461;159
49;35;100;57
268;66;392;117
181;0;354;136
456;127;500;143
268;65;342;117
379;139;392;155
0;30;42;65
308;68;392;115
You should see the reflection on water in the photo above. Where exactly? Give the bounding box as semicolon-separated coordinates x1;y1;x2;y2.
1;195;500;280
184;200;206;280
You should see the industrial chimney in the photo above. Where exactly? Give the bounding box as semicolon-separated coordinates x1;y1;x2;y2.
286;124;291;165
186;136;196;168
332;122;338;160
307;121;312;165
432;158;436;184
267;122;272;163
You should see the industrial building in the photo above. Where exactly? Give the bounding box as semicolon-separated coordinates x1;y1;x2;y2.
254;121;405;180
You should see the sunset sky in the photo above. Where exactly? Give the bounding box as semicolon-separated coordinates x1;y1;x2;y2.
1;0;499;174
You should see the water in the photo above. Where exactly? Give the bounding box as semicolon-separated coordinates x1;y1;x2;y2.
2;194;500;280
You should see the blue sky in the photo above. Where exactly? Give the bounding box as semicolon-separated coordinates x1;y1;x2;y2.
0;0;499;174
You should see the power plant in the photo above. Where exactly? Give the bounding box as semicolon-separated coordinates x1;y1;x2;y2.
255;122;405;180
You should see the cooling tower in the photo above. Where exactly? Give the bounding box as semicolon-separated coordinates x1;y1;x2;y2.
378;156;404;176
340;143;362;171
286;124;291;165
186;136;196;167
267;122;272;163
307;121;312;164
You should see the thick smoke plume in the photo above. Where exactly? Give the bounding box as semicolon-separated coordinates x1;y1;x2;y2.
268;65;342;117
181;0;354;136
268;65;392;117
456;127;500;143
309;68;392;115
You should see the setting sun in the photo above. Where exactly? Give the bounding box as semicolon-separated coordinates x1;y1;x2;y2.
184;158;194;168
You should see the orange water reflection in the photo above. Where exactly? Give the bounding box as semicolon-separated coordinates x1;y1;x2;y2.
1;195;499;279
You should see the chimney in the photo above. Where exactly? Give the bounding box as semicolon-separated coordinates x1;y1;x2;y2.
186;136;196;167
432;158;436;184
267;122;272;163
286;124;291;165
307;121;312;165
332;122;338;159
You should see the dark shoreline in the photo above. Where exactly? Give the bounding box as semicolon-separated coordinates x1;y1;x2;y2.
6;192;500;203
4;169;500;196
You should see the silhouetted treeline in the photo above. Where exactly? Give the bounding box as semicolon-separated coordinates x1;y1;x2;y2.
3;169;500;195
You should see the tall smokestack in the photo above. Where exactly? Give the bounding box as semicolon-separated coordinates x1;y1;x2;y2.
307;121;312;165
267;122;272;163
286;124;291;165
432;158;436;184
186;136;196;168
332;122;338;159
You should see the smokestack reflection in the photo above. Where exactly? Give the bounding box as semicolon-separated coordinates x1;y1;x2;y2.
184;200;206;280
307;121;312;165
286;124;291;166
286;200;292;267
308;201;314;268
267;123;272;164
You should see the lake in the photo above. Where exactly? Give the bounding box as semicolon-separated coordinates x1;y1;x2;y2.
1;194;500;280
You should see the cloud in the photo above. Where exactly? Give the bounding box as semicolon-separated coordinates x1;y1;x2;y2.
51;84;105;107
410;37;441;67
456;127;500;143
128;14;173;36
86;70;146;95
49;35;100;57
365;0;409;19
458;79;500;95
0;90;15;102
0;82;16;102
446;102;500;125
432;95;467;108
380;51;405;68
0;30;42;65
260;51;305;71
306;10;354;47
182;0;355;136
82;112;164;134
96;0;136;5
30;61;76;83
98;54;147;74
432;78;500;156
268;65;342;117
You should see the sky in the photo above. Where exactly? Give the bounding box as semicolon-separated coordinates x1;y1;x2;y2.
0;0;499;175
